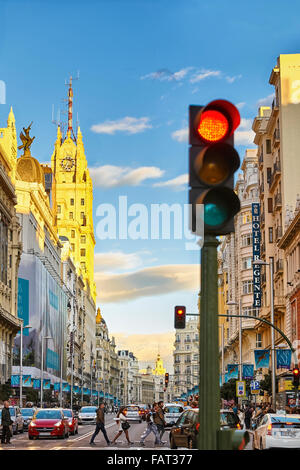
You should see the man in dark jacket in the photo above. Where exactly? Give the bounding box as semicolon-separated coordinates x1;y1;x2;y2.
1;401;13;444
154;401;166;440
90;403;111;446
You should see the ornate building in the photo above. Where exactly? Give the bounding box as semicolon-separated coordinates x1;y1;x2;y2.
0;108;22;383
51;78;97;380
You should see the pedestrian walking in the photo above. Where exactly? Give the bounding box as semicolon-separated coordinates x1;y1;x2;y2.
89;403;111;446
111;406;133;445
244;405;252;430
237;406;245;429
139;403;164;447
154;401;167;441
1;401;13;445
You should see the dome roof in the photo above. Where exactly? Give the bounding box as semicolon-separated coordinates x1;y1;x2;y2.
16;154;45;185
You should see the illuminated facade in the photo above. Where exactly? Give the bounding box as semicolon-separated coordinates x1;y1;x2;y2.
0;108;22;383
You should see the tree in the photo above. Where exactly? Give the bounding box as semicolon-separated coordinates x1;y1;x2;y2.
220;379;236;400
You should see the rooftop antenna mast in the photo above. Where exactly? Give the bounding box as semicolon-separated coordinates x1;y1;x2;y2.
65;71;80;142
52;105;66;139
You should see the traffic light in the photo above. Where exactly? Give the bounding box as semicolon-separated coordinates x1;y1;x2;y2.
292;367;300;387
189;100;241;235
165;373;169;388
174;305;186;329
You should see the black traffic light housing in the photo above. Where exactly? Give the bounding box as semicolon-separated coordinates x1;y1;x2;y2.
189;100;241;236
165;373;169;388
292;367;300;388
174;305;186;329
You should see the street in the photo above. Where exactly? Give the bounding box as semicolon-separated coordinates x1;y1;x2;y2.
0;414;175;451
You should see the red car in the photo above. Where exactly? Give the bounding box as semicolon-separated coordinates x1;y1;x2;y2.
28;408;70;439
63;409;79;435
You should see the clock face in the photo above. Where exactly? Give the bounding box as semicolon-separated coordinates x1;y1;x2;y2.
61;155;75;171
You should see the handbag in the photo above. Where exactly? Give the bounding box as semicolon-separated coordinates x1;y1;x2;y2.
121;420;130;431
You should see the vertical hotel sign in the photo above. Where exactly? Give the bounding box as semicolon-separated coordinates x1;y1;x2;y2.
252;203;261;308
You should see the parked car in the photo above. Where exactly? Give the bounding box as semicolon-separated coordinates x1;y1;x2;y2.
137;404;149;421
78;406;98;425
0;406;24;436
28;408;70;440
163;403;184;427
63;409;79;435
20;408;36;430
124;405;142;423
169;408;242;449
253;413;300;450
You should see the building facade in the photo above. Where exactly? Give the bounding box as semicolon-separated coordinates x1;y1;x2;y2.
0;109;22;383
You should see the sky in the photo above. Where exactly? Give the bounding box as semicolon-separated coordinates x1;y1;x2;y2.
1;0;300;369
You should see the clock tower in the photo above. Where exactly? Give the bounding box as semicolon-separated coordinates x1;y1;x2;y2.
51;79;96;302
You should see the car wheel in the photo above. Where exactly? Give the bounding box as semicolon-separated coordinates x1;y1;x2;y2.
170;435;177;449
139;420;142;424
29;436;34;440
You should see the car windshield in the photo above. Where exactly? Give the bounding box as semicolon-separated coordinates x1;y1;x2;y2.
164;406;183;413
271;416;300;428
126;406;139;411
80;407;97;413
21;409;35;416
63;410;72;417
220;412;238;426
35;410;62;419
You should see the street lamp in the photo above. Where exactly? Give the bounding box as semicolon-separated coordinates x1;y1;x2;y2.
40;336;52;408
227;299;242;382
20;322;32;408
254;258;276;411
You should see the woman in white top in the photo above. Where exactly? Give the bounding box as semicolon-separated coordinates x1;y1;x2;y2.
111;406;133;445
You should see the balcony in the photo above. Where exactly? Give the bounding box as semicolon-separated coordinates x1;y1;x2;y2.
259;152;263;166
259;182;264;197
274;296;285;308
261;211;265;227
273;128;280;148
275;259;284;274
184;339;191;343
272;97;279;111
274;193;282;210
261;272;266;284
275;226;283;241
269;161;281;191
261;242;266;254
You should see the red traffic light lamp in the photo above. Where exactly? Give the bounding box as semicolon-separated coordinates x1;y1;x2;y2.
189;100;241;236
165;373;169;388
292;367;300;387
174;306;186;329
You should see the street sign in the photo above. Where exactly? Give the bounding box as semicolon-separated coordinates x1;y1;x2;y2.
250;380;260;394
236;381;246;398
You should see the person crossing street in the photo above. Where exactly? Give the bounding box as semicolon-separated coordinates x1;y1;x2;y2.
90;403;111;446
139;403;164;447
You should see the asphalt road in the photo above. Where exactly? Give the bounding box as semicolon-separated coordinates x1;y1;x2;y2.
0;414;173;450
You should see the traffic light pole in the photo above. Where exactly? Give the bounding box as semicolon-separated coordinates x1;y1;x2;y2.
198;234;220;450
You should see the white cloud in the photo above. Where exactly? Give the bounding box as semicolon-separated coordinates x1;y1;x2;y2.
153;174;188;191
95;264;199;303
190;69;221;84
90;165;165;188
141;67;193;82
235;118;255;146
236;102;246;109
225;74;242;84
94;251;144;272
171;127;188;143
256;93;275;107
91;117;152;135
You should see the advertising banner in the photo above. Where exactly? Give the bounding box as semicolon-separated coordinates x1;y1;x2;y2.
33;379;41;389
276;349;292;369
62;383;70;392
54;383;61;392
254;350;270;369
242;364;254;379
252;203;261;308
227;364;239;379
11;375;20;387
83;387;89;395
22;375;32;387
43;379;51;390
17;278;30;336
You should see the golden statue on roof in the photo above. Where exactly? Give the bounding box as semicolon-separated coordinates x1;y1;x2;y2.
18;122;35;156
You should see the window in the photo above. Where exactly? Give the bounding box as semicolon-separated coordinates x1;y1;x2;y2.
266;139;271;154
269;227;273;243
266;168;272;184
80;249;86;257
81;199;85;206
242;257;252;270
241;234;251;247
69;212;73;220
242;212;251;224
57;205;61;214
268;198;273;213
242;280;253;294
256;334;262;348
81;235;86;244
70;198;74;206
71;244;75;252
71;230;75;238
80;212;85;219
